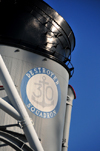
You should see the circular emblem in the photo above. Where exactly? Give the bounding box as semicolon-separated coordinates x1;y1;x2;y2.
21;67;61;118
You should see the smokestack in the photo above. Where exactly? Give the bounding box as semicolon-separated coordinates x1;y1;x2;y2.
0;0;76;151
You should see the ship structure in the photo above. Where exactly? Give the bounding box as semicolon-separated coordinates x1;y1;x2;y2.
0;0;76;151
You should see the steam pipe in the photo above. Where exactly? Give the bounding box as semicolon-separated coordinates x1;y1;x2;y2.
0;97;21;120
62;85;76;151
0;55;44;151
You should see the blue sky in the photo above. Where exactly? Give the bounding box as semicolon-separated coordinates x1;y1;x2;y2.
44;0;100;151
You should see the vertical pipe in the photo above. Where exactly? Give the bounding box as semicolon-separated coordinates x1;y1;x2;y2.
0;55;44;151
62;85;76;151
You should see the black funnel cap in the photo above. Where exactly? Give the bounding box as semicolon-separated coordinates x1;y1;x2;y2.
0;0;75;77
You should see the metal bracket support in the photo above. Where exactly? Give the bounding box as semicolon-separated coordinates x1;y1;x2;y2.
18;118;34;129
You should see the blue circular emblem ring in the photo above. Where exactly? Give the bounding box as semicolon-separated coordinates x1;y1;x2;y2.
21;67;61;119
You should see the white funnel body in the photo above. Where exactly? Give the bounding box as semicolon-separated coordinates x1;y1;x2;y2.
0;45;69;151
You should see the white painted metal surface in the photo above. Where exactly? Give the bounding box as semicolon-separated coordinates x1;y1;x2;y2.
0;54;44;151
0;45;69;151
